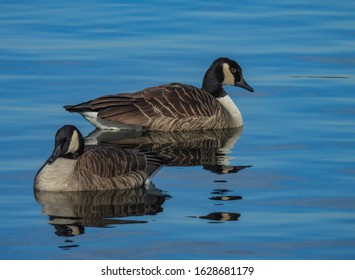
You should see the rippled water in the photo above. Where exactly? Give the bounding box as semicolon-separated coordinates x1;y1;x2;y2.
0;0;354;260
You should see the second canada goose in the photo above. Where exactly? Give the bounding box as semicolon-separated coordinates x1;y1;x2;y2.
34;125;164;191
64;57;254;131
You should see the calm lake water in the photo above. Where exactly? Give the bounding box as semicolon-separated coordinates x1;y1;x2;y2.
1;0;354;260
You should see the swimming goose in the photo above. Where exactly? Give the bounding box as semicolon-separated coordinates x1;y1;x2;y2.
64;57;254;131
34;125;164;191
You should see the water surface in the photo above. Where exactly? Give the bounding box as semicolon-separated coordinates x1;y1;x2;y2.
0;0;354;259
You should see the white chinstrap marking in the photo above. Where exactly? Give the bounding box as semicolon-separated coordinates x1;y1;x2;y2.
67;130;79;153
222;63;235;85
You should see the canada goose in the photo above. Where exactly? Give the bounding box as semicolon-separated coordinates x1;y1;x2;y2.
64;57;254;131
34;125;164;191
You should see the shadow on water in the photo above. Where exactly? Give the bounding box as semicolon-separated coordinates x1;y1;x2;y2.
34;127;251;247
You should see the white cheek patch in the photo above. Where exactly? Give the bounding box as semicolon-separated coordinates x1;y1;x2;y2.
222;63;235;85
68;130;79;153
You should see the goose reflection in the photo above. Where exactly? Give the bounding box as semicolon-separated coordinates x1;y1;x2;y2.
188;212;241;223
85;128;249;224
86;127;251;173
34;187;168;237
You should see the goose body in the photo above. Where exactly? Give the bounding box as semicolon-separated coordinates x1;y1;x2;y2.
64;57;254;131
34;125;164;191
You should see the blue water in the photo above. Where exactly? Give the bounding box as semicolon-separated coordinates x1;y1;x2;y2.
1;0;354;259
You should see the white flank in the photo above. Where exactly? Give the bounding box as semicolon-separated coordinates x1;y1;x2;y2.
82;112;142;131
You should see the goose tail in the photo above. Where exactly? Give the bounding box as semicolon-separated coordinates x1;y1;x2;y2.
64;102;92;112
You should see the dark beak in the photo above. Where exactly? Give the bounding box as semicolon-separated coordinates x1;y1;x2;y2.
235;77;254;92
47;144;63;165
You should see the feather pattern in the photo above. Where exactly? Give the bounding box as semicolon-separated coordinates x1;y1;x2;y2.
64;57;254;131
34;147;163;191
34;125;165;191
66;83;231;131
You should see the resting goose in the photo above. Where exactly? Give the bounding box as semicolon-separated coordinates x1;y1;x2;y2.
34;125;164;191
64;57;254;131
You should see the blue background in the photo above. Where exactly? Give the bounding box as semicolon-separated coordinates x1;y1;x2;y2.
0;0;354;259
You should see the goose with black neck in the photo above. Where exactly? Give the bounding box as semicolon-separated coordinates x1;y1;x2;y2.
64;57;254;131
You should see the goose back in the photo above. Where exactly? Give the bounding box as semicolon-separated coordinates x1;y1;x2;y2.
34;146;164;191
64;57;254;131
65;83;234;131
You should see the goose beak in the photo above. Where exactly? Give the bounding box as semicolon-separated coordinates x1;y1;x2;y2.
47;144;63;165
235;77;254;92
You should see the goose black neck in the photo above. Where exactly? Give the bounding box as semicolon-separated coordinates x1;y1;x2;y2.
63;150;83;160
201;64;226;98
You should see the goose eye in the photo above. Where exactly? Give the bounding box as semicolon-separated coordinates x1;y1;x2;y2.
230;67;237;74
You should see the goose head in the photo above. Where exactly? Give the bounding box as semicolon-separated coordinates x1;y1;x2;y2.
202;57;254;98
47;125;85;164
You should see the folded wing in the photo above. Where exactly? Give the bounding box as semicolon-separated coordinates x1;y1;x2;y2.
65;83;222;128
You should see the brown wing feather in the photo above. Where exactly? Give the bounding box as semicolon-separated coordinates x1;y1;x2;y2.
95;83;221;126
75;146;162;179
65;83;223;129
